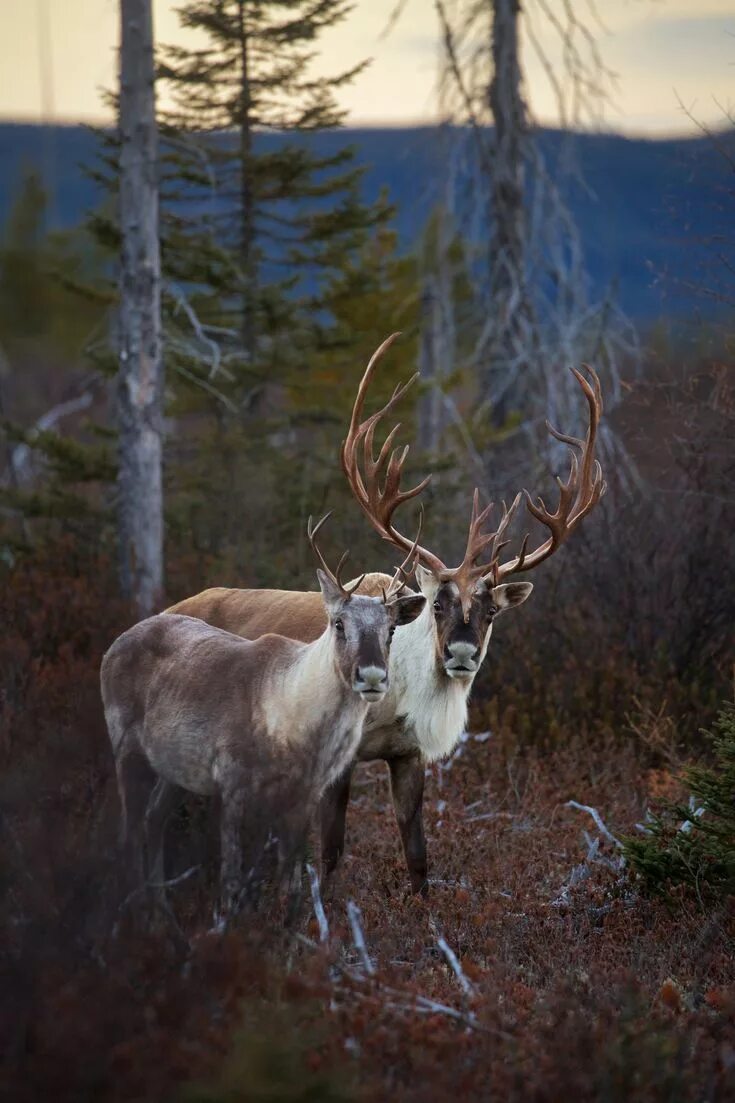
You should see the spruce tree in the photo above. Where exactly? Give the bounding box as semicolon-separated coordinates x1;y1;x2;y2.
0;171;114;551
624;701;735;904
158;0;391;405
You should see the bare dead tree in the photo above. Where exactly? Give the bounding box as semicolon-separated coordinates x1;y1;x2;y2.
117;0;164;616
427;0;638;490
418;277;442;453
418;237;456;457
671;95;735;310
416;201;489;494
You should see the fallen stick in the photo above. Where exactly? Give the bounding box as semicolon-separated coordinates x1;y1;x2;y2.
306;862;330;943
346;900;375;976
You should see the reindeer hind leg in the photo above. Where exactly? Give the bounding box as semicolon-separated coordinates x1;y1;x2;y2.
144;778;180;889
115;748;156;886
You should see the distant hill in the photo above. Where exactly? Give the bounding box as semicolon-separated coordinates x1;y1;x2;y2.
0;121;732;321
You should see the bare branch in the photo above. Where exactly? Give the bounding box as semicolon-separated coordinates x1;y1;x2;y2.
346;899;375;976
306;862;329;943
566;800;622;849
165;280;234;381
7;391;94;486
435;931;476;998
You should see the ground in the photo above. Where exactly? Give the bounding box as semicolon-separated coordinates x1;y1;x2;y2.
1;549;733;1101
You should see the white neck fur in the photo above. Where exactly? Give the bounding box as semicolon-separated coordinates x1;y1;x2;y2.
263;629;369;785
384;603;476;762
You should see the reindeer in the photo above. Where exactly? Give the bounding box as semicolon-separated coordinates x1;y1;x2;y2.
101;513;426;918
168;334;605;893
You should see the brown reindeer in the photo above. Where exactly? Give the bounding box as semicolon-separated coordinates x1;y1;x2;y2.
101;514;425;919
168;335;605;893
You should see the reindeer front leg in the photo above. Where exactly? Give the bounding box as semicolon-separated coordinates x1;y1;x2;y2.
389;753;428;895
320;764;353;889
219;780;248;923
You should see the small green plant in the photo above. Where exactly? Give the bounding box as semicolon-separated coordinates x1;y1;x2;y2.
624;701;735;903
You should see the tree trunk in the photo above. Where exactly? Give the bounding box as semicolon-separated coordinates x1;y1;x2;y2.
117;0;163;617
237;0;256;363
419;205;456;456
487;0;533;416
418;277;448;455
418;278;439;454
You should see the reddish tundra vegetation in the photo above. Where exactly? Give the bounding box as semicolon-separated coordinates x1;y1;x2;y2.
1;528;734;1103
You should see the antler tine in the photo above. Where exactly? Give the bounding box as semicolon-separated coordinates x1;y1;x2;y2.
465;488;498;565
307;512;362;597
495;364;606;582
572;364;604;516
491;491;522;558
333;549;351;589
445;485;530;591
345;332;404;449
341;334;445;574
473;493;523;585
385;505;425;602
307;512;334;580
342;572;366;596
358;413;432;529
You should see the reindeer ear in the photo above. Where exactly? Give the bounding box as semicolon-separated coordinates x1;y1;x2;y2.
492;581;533;613
390;593;426;626
415;565;439;597
317;569;344;614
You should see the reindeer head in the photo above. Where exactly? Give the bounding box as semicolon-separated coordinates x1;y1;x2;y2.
307;514;425;700
414;567;531;681
340;333;605;682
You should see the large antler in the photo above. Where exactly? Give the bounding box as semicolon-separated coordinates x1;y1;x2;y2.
341;332;445;574
342;335;605;611
307;512;365;596
341;333;524;615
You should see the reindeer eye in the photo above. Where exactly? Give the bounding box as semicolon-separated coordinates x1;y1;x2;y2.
334;619;344;634
433;601;442;613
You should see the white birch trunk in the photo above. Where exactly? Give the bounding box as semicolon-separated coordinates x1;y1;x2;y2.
117;0;163;617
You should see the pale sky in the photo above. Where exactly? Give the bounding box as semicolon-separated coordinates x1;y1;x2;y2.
0;0;733;135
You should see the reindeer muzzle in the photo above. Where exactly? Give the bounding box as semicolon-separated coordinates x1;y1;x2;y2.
443;640;479;678
353;665;389;699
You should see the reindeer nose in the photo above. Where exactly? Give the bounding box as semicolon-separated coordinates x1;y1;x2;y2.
445;641;479;667
355;665;388;693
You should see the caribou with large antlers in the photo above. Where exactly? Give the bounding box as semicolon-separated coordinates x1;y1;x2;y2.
102;514;425;918
168;334;605;893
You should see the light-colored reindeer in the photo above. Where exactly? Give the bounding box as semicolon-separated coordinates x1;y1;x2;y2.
101;514;425;918
168;334;605;893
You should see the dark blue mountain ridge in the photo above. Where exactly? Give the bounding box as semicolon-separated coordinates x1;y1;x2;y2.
1;121;732;321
